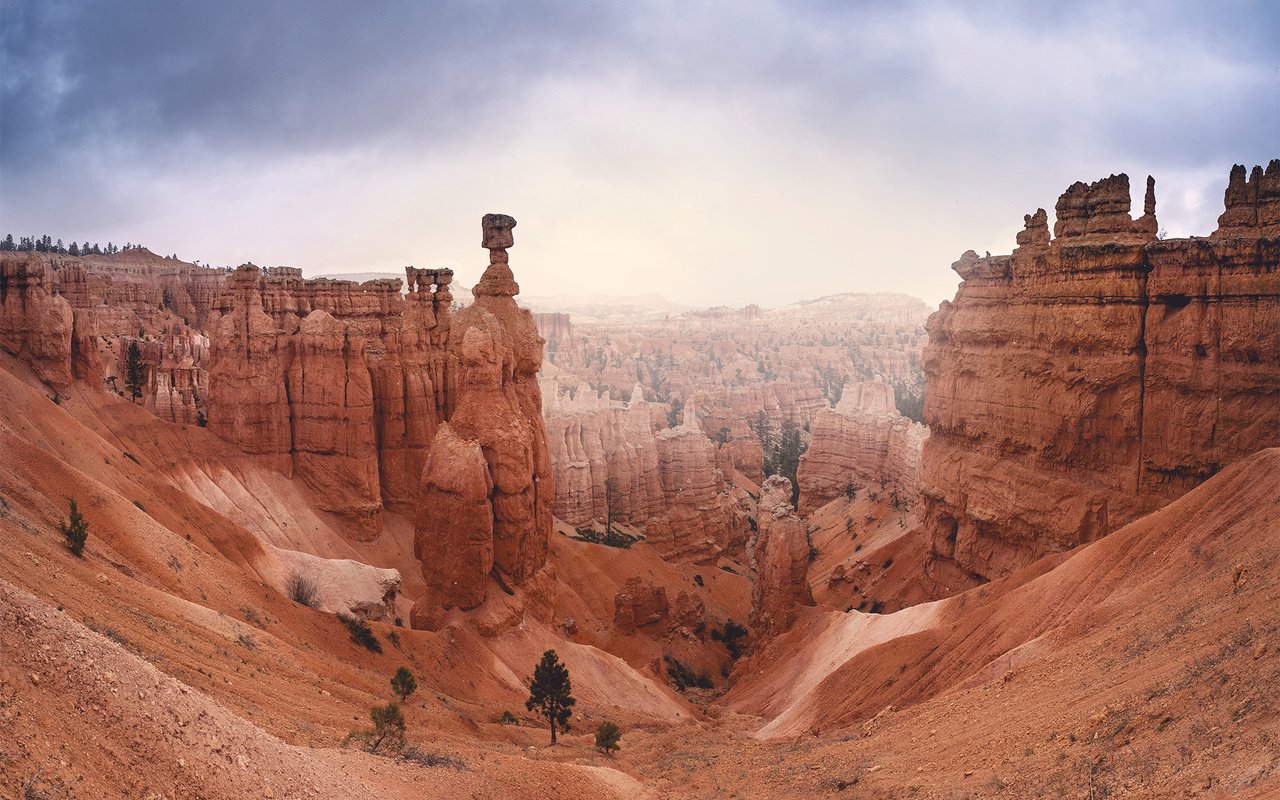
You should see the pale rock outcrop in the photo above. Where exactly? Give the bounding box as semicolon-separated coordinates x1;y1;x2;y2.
750;475;815;636
796;381;928;515
921;166;1280;594
268;546;401;621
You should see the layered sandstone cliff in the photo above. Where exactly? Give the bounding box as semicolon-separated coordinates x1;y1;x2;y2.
0;249;226;420
921;164;1280;592
542;377;752;558
796;381;927;516
206;263;454;534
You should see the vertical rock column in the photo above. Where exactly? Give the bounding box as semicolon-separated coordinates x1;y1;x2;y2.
750;475;815;637
413;214;553;629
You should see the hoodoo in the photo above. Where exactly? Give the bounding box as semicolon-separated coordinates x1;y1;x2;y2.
412;214;554;628
920;164;1280;595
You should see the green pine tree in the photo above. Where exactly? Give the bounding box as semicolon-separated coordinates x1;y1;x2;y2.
594;720;621;754
124;341;145;401
368;701;405;752
526;649;575;745
59;499;89;557
391;666;417;702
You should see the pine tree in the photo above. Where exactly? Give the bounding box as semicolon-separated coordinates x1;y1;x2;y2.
368;701;405;752
594;720;621;754
0;234;13;251
526;649;575;744
604;476;622;535
390;666;417;702
124;341;145;401
59;499;89;556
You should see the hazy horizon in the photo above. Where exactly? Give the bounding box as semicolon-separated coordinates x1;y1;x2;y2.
3;1;1277;308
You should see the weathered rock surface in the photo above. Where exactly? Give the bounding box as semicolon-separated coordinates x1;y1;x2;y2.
0;253;73;389
412;215;552;623
921;165;1280;594
1;248;224;416
207;263;455;534
541;293;930;483
750;475;815;636
613;576;670;633
796;381;928;515
542;377;752;559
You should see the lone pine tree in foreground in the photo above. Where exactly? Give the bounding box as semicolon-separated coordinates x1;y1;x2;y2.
526;649;575;745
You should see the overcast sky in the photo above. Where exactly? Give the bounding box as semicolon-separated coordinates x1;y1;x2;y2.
2;1;1277;307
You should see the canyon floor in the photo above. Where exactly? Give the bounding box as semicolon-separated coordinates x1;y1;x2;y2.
3;339;1279;799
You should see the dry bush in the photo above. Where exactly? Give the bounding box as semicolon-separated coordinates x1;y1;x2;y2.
286;572;319;608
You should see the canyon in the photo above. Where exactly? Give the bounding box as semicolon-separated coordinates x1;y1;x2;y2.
1;162;1278;799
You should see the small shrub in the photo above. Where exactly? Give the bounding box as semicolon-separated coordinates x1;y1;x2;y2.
286;572;320;608
595;720;622;754
368;701;406;752
58;499;89;557
387;630;402;649
693;574;704;587
337;612;382;653
711;619;749;659
572;527;640;549
398;745;464;769
498;710;519;725
868;600;884;614
391;666;417;702
881;558;894;569
664;654;713;691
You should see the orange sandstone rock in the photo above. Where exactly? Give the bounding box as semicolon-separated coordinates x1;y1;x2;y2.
921;166;1280;595
750;475;815;636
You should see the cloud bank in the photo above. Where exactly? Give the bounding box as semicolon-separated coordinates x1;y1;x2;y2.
3;0;1277;306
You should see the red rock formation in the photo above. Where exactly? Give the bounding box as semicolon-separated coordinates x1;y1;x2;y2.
796;381;928;515
1;249;227;416
542;378;751;559
750;475;815;637
206;262;456;533
613;576;670;633
0;253;73;389
921;165;1280;594
413;215;552;623
541;293;930;483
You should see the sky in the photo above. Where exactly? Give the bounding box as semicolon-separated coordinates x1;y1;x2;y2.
2;1;1277;308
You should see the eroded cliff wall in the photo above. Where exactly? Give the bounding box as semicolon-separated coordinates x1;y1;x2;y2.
796;380;928;516
921;165;1280;592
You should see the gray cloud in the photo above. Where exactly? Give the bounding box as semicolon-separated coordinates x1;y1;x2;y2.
2;0;1277;306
